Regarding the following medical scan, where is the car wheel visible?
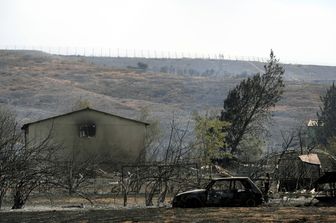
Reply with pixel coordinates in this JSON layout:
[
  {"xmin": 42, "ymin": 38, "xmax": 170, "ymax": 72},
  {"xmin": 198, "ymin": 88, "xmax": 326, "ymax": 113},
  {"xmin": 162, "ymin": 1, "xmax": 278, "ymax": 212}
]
[
  {"xmin": 185, "ymin": 198, "xmax": 202, "ymax": 208},
  {"xmin": 246, "ymin": 198, "xmax": 256, "ymax": 207}
]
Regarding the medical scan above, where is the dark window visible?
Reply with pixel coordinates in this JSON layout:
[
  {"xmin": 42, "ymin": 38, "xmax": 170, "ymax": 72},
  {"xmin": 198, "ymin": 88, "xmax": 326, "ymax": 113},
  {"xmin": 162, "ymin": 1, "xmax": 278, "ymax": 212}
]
[
  {"xmin": 79, "ymin": 123, "xmax": 96, "ymax": 138},
  {"xmin": 211, "ymin": 180, "xmax": 231, "ymax": 191}
]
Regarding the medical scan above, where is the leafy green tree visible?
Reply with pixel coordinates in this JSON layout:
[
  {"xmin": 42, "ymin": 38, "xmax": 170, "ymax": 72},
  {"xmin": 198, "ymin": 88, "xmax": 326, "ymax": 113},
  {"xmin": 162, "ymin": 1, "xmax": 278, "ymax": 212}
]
[
  {"xmin": 194, "ymin": 111, "xmax": 230, "ymax": 165},
  {"xmin": 321, "ymin": 137, "xmax": 336, "ymax": 156},
  {"xmin": 317, "ymin": 82, "xmax": 336, "ymax": 145},
  {"xmin": 220, "ymin": 50, "xmax": 285, "ymax": 156},
  {"xmin": 237, "ymin": 134, "xmax": 264, "ymax": 163}
]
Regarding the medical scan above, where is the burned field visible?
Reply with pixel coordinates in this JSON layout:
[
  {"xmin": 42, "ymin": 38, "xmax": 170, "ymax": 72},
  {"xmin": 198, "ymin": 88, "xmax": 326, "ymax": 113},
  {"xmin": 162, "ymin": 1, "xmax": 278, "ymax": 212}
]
[
  {"xmin": 1, "ymin": 206, "xmax": 336, "ymax": 223},
  {"xmin": 1, "ymin": 192, "xmax": 336, "ymax": 223}
]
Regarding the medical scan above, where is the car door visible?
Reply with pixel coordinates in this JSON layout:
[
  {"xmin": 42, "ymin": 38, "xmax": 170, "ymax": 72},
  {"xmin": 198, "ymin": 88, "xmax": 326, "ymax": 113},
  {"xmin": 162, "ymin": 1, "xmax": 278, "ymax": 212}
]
[
  {"xmin": 231, "ymin": 179, "xmax": 251, "ymax": 205},
  {"xmin": 206, "ymin": 180, "xmax": 234, "ymax": 206}
]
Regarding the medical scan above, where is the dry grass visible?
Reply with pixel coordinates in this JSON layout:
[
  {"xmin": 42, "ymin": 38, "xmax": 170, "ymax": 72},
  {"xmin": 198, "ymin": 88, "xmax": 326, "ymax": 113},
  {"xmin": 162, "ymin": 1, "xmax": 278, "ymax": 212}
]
[
  {"xmin": 1, "ymin": 205, "xmax": 336, "ymax": 222},
  {"xmin": 1, "ymin": 193, "xmax": 336, "ymax": 222}
]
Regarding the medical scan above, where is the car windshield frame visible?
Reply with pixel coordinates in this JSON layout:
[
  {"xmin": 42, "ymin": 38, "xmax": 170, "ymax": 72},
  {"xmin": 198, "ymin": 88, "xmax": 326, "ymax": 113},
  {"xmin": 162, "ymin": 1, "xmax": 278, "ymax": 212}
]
[{"xmin": 205, "ymin": 178, "xmax": 262, "ymax": 194}]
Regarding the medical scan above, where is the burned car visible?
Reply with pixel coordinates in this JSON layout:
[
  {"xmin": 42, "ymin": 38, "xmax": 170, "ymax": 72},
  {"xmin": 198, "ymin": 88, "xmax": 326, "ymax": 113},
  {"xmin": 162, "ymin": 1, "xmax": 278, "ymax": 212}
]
[{"xmin": 172, "ymin": 177, "xmax": 263, "ymax": 208}]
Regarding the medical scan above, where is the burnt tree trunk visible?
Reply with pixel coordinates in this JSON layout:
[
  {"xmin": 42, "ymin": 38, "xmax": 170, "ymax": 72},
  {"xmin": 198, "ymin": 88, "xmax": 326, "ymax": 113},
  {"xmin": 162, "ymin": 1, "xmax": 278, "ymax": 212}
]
[
  {"xmin": 157, "ymin": 181, "xmax": 168, "ymax": 205},
  {"xmin": 12, "ymin": 190, "xmax": 25, "ymax": 209},
  {"xmin": 0, "ymin": 188, "xmax": 6, "ymax": 209},
  {"xmin": 145, "ymin": 181, "xmax": 159, "ymax": 206}
]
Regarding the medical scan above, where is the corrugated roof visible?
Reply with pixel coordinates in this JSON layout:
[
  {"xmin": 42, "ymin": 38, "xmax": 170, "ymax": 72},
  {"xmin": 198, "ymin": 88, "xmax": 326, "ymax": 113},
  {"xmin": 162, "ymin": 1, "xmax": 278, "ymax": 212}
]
[
  {"xmin": 307, "ymin": 119, "xmax": 324, "ymax": 127},
  {"xmin": 307, "ymin": 119, "xmax": 318, "ymax": 127},
  {"xmin": 21, "ymin": 107, "xmax": 150, "ymax": 130},
  {"xmin": 299, "ymin": 153, "xmax": 321, "ymax": 165}
]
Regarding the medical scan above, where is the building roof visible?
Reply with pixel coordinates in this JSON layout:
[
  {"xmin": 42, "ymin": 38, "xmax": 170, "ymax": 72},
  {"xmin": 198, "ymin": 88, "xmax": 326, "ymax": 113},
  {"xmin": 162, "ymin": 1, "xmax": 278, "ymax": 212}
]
[
  {"xmin": 299, "ymin": 153, "xmax": 321, "ymax": 166},
  {"xmin": 307, "ymin": 119, "xmax": 324, "ymax": 127},
  {"xmin": 307, "ymin": 119, "xmax": 319, "ymax": 127},
  {"xmin": 21, "ymin": 107, "xmax": 150, "ymax": 130}
]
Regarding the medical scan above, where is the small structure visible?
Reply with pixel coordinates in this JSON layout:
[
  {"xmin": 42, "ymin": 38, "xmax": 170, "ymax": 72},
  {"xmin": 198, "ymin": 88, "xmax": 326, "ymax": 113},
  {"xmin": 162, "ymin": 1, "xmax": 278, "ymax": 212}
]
[
  {"xmin": 314, "ymin": 172, "xmax": 336, "ymax": 204},
  {"xmin": 275, "ymin": 151, "xmax": 336, "ymax": 192},
  {"xmin": 307, "ymin": 119, "xmax": 319, "ymax": 127},
  {"xmin": 22, "ymin": 107, "xmax": 149, "ymax": 166},
  {"xmin": 274, "ymin": 150, "xmax": 321, "ymax": 192}
]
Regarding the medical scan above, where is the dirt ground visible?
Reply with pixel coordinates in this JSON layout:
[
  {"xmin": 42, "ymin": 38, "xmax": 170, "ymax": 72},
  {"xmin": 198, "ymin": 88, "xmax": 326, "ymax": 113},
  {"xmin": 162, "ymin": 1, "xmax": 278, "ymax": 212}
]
[
  {"xmin": 1, "ymin": 206, "xmax": 336, "ymax": 223},
  {"xmin": 1, "ymin": 195, "xmax": 336, "ymax": 222}
]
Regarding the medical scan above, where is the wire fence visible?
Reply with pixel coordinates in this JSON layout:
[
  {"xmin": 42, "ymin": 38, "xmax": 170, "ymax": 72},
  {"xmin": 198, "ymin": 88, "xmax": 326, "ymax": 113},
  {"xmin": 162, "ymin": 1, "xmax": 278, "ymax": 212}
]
[{"xmin": 0, "ymin": 45, "xmax": 275, "ymax": 62}]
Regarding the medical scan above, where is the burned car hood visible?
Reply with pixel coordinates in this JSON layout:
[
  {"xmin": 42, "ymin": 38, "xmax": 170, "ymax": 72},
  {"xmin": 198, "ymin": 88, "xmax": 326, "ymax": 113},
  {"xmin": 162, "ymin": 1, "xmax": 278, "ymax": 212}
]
[{"xmin": 176, "ymin": 189, "xmax": 206, "ymax": 197}]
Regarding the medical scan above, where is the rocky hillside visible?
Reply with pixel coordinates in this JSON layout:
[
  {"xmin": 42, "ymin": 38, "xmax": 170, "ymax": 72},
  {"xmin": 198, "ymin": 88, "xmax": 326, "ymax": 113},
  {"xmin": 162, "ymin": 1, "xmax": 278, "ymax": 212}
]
[{"xmin": 0, "ymin": 50, "xmax": 334, "ymax": 148}]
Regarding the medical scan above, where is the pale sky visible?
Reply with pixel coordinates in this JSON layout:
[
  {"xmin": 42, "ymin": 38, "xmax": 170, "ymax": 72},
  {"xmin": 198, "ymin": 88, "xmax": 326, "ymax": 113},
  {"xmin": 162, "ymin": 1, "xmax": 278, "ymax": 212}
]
[{"xmin": 0, "ymin": 0, "xmax": 335, "ymax": 65}]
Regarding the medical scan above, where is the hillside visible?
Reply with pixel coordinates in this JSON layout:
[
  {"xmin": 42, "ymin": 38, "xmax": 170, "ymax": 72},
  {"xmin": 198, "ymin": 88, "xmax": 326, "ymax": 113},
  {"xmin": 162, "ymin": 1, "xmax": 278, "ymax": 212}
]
[
  {"xmin": 87, "ymin": 56, "xmax": 336, "ymax": 82},
  {"xmin": 0, "ymin": 50, "xmax": 334, "ymax": 148}
]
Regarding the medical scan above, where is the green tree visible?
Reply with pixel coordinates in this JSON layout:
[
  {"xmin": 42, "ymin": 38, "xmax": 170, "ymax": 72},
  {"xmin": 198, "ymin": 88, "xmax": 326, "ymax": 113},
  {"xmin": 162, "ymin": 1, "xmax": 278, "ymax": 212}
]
[
  {"xmin": 220, "ymin": 50, "xmax": 285, "ymax": 156},
  {"xmin": 194, "ymin": 111, "xmax": 230, "ymax": 165},
  {"xmin": 317, "ymin": 82, "xmax": 336, "ymax": 145},
  {"xmin": 237, "ymin": 134, "xmax": 264, "ymax": 163}
]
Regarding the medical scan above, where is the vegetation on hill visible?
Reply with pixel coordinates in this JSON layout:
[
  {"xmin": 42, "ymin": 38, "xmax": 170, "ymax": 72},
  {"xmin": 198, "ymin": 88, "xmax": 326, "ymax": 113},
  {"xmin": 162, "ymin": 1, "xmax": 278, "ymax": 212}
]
[
  {"xmin": 0, "ymin": 50, "xmax": 332, "ymax": 148},
  {"xmin": 317, "ymin": 82, "xmax": 336, "ymax": 145}
]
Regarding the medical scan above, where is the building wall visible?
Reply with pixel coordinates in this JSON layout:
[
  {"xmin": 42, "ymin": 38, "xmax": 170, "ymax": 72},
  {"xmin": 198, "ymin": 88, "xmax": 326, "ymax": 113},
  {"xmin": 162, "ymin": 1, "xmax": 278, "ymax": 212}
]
[{"xmin": 24, "ymin": 110, "xmax": 147, "ymax": 164}]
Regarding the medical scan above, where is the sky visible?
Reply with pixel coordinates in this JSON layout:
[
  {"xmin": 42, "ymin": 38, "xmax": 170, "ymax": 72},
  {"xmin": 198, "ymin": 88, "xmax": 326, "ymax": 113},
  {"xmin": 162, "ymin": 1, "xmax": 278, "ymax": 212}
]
[{"xmin": 0, "ymin": 0, "xmax": 335, "ymax": 65}]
